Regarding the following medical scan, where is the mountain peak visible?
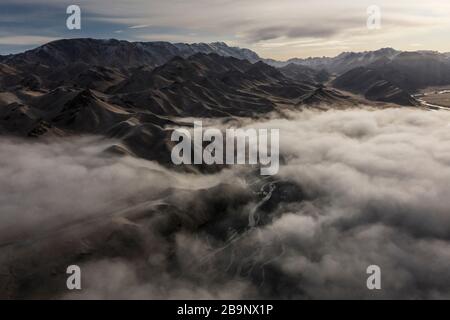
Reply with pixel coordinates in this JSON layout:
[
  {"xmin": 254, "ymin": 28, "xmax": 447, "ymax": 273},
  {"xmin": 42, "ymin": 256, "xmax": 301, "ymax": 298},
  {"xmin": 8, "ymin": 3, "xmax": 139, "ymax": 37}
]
[
  {"xmin": 2, "ymin": 38, "xmax": 262, "ymax": 69},
  {"xmin": 210, "ymin": 41, "xmax": 229, "ymax": 47}
]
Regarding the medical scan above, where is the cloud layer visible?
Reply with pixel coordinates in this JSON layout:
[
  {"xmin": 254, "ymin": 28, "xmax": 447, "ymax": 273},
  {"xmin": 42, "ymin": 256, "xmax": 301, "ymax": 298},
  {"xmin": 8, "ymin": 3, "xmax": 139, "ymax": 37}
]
[{"xmin": 1, "ymin": 107, "xmax": 450, "ymax": 299}]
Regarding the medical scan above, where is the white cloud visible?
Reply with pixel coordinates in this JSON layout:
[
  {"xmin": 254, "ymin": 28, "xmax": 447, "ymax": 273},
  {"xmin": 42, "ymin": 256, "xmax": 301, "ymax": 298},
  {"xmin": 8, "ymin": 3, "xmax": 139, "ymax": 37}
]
[
  {"xmin": 2, "ymin": 108, "xmax": 450, "ymax": 299},
  {"xmin": 128, "ymin": 24, "xmax": 150, "ymax": 29},
  {"xmin": 0, "ymin": 35, "xmax": 59, "ymax": 45}
]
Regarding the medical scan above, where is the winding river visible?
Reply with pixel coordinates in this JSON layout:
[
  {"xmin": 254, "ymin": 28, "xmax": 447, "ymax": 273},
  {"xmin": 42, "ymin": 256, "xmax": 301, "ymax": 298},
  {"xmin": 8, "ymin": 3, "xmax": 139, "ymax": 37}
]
[{"xmin": 412, "ymin": 90, "xmax": 450, "ymax": 111}]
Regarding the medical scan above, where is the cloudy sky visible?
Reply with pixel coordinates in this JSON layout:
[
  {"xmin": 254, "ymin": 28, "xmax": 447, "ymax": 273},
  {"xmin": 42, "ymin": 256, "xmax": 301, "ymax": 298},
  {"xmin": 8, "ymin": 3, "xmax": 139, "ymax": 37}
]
[{"xmin": 1, "ymin": 0, "xmax": 450, "ymax": 59}]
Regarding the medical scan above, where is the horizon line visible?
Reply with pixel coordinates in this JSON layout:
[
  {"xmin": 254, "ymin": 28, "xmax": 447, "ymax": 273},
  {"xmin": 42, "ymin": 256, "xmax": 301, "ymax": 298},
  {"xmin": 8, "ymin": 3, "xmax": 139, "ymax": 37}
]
[{"xmin": 1, "ymin": 37, "xmax": 449, "ymax": 62}]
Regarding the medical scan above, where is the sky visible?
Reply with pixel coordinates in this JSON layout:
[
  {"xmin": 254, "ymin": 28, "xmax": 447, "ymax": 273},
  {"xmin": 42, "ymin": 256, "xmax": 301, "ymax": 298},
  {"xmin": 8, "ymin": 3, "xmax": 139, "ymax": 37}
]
[{"xmin": 1, "ymin": 0, "xmax": 450, "ymax": 60}]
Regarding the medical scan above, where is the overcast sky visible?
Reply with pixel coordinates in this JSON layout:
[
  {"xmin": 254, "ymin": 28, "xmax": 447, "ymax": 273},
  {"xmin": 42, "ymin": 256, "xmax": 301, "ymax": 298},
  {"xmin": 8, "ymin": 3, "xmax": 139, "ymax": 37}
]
[{"xmin": 1, "ymin": 0, "xmax": 450, "ymax": 59}]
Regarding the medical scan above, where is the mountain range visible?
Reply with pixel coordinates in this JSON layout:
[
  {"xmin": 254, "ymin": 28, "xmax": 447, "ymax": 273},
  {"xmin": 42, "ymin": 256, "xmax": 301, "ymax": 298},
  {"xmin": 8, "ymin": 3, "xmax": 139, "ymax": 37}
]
[
  {"xmin": 3, "ymin": 38, "xmax": 450, "ymax": 108},
  {"xmin": 3, "ymin": 37, "xmax": 450, "ymax": 152},
  {"xmin": 265, "ymin": 47, "xmax": 450, "ymax": 106},
  {"xmin": 0, "ymin": 38, "xmax": 261, "ymax": 68},
  {"xmin": 0, "ymin": 38, "xmax": 353, "ymax": 165}
]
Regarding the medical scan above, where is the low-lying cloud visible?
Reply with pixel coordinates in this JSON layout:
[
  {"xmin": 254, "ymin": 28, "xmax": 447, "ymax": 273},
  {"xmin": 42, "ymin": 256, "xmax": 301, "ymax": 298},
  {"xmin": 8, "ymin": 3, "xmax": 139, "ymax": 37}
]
[{"xmin": 1, "ymin": 107, "xmax": 450, "ymax": 299}]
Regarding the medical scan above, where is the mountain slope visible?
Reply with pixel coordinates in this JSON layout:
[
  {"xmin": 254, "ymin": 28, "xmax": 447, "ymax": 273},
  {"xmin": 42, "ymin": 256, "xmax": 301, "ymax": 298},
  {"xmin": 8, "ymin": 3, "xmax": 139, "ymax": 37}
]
[
  {"xmin": 266, "ymin": 48, "xmax": 401, "ymax": 73},
  {"xmin": 0, "ymin": 41, "xmax": 356, "ymax": 164},
  {"xmin": 1, "ymin": 38, "xmax": 262, "ymax": 70},
  {"xmin": 108, "ymin": 53, "xmax": 338, "ymax": 117},
  {"xmin": 279, "ymin": 63, "xmax": 330, "ymax": 83},
  {"xmin": 333, "ymin": 50, "xmax": 450, "ymax": 105}
]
